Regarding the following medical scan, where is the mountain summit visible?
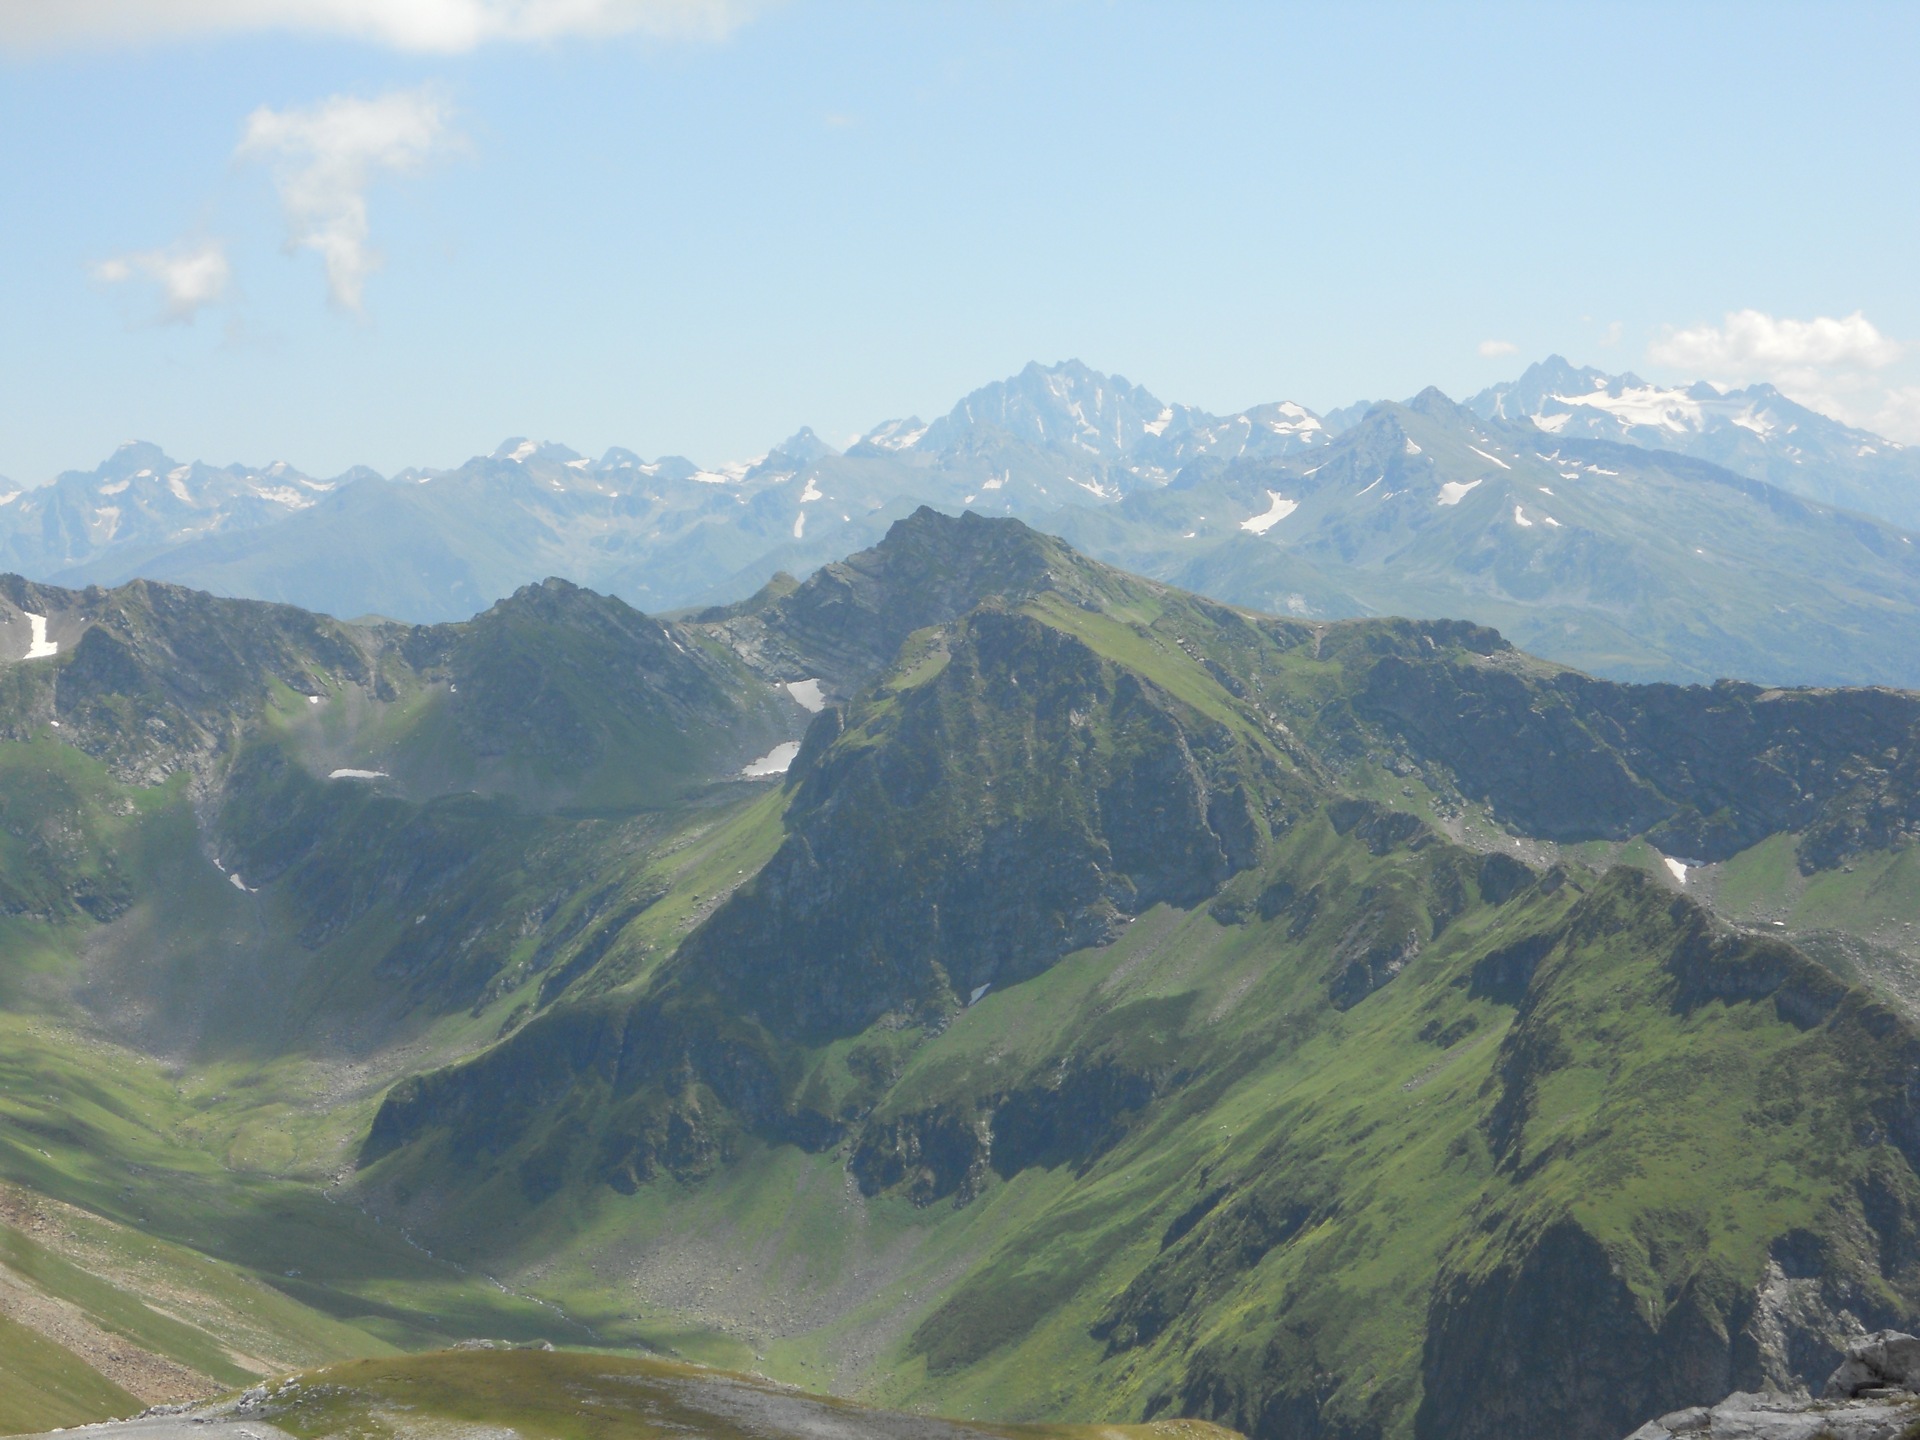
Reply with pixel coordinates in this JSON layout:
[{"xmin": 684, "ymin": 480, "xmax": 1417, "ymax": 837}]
[
  {"xmin": 1469, "ymin": 355, "xmax": 1920, "ymax": 524},
  {"xmin": 6, "ymin": 359, "xmax": 1920, "ymax": 691}
]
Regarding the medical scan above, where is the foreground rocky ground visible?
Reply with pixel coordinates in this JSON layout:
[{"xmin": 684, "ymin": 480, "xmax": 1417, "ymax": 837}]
[{"xmin": 1628, "ymin": 1332, "xmax": 1920, "ymax": 1439}]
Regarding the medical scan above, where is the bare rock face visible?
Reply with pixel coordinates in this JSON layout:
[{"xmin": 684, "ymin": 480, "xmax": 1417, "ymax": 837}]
[
  {"xmin": 1625, "ymin": 1331, "xmax": 1920, "ymax": 1439},
  {"xmin": 1626, "ymin": 1390, "xmax": 1919, "ymax": 1440}
]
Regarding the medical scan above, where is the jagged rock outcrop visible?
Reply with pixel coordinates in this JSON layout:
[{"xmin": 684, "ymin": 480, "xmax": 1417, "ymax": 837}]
[{"xmin": 1624, "ymin": 1331, "xmax": 1920, "ymax": 1438}]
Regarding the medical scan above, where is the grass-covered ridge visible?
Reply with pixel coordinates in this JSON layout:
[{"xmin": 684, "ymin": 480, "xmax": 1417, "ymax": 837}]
[
  {"xmin": 353, "ymin": 513, "xmax": 1920, "ymax": 1440},
  {"xmin": 10, "ymin": 513, "xmax": 1920, "ymax": 1439}
]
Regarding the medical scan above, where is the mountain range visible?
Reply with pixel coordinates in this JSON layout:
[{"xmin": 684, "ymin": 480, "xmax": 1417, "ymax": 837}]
[
  {"xmin": 7, "ymin": 511, "xmax": 1920, "ymax": 1439},
  {"xmin": 8, "ymin": 357, "xmax": 1918, "ymax": 690},
  {"xmin": 1467, "ymin": 355, "xmax": 1920, "ymax": 526}
]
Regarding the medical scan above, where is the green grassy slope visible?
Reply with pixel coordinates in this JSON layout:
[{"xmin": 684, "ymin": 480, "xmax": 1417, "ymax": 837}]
[
  {"xmin": 353, "ymin": 516, "xmax": 1920, "ymax": 1440},
  {"xmin": 0, "ymin": 1310, "xmax": 141, "ymax": 1436},
  {"xmin": 0, "ymin": 571, "xmax": 822, "ymax": 1431},
  {"xmin": 10, "ymin": 516, "xmax": 1920, "ymax": 1440},
  {"xmin": 190, "ymin": 1346, "xmax": 1243, "ymax": 1440}
]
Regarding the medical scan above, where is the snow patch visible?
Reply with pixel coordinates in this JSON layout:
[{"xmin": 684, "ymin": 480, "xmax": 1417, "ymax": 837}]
[
  {"xmin": 1469, "ymin": 446, "xmax": 1511, "ymax": 470},
  {"xmin": 1144, "ymin": 406, "xmax": 1173, "ymax": 437},
  {"xmin": 1513, "ymin": 506, "xmax": 1533, "ymax": 528},
  {"xmin": 0, "ymin": 491, "xmax": 18, "ymax": 507},
  {"xmin": 328, "ymin": 768, "xmax": 389, "ymax": 780},
  {"xmin": 785, "ymin": 679, "xmax": 826, "ymax": 712},
  {"xmin": 969, "ymin": 983, "xmax": 992, "ymax": 1005},
  {"xmin": 1663, "ymin": 856, "xmax": 1689, "ymax": 884},
  {"xmin": 1403, "ymin": 438, "xmax": 1422, "ymax": 455},
  {"xmin": 98, "ymin": 479, "xmax": 130, "ymax": 495},
  {"xmin": 1437, "ymin": 478, "xmax": 1483, "ymax": 506},
  {"xmin": 1239, "ymin": 490, "xmax": 1298, "ymax": 534},
  {"xmin": 1530, "ymin": 412, "xmax": 1572, "ymax": 435},
  {"xmin": 863, "ymin": 418, "xmax": 928, "ymax": 452},
  {"xmin": 508, "ymin": 440, "xmax": 538, "ymax": 462},
  {"xmin": 1549, "ymin": 385, "xmax": 1701, "ymax": 433},
  {"xmin": 1543, "ymin": 515, "xmax": 1562, "ymax": 527},
  {"xmin": 792, "ymin": 511, "xmax": 806, "ymax": 539},
  {"xmin": 22, "ymin": 613, "xmax": 57, "ymax": 660},
  {"xmin": 742, "ymin": 741, "xmax": 802, "ymax": 778},
  {"xmin": 799, "ymin": 477, "xmax": 823, "ymax": 503}
]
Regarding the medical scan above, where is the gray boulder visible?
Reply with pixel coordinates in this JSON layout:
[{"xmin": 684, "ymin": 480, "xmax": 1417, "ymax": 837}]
[
  {"xmin": 1625, "ymin": 1389, "xmax": 1920, "ymax": 1439},
  {"xmin": 1826, "ymin": 1330, "xmax": 1920, "ymax": 1398}
]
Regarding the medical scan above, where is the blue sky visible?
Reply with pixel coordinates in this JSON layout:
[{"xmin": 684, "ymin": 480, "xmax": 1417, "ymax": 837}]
[{"xmin": 3, "ymin": 1, "xmax": 1917, "ymax": 483}]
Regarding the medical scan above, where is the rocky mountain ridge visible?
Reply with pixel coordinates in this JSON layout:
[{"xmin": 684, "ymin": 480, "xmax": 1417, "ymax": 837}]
[
  {"xmin": 13, "ymin": 359, "xmax": 1920, "ymax": 693},
  {"xmin": 1468, "ymin": 355, "xmax": 1920, "ymax": 527},
  {"xmin": 10, "ymin": 512, "xmax": 1920, "ymax": 1440}
]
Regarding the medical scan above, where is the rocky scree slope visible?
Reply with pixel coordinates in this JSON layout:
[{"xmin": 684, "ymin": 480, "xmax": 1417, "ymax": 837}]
[{"xmin": 356, "ymin": 512, "xmax": 1920, "ymax": 1440}]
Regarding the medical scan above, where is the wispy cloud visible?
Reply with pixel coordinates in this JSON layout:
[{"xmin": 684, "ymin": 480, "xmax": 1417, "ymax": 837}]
[
  {"xmin": 0, "ymin": 0, "xmax": 761, "ymax": 53},
  {"xmin": 1648, "ymin": 308, "xmax": 1916, "ymax": 441},
  {"xmin": 237, "ymin": 88, "xmax": 455, "ymax": 313},
  {"xmin": 1477, "ymin": 339, "xmax": 1517, "ymax": 359},
  {"xmin": 93, "ymin": 240, "xmax": 230, "ymax": 322}
]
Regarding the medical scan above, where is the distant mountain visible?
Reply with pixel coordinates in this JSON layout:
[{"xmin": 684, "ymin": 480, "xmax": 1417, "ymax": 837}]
[
  {"xmin": 3, "ymin": 361, "xmax": 1334, "ymax": 624},
  {"xmin": 1469, "ymin": 355, "xmax": 1920, "ymax": 526},
  {"xmin": 1045, "ymin": 386, "xmax": 1920, "ymax": 687},
  {"xmin": 0, "ymin": 440, "xmax": 363, "ymax": 578},
  {"xmin": 9, "ymin": 359, "xmax": 1920, "ymax": 689},
  {"xmin": 857, "ymin": 357, "xmax": 1330, "ymax": 494}
]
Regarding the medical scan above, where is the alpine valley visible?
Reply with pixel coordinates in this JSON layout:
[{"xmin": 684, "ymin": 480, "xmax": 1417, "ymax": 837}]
[{"xmin": 10, "ymin": 492, "xmax": 1920, "ymax": 1440}]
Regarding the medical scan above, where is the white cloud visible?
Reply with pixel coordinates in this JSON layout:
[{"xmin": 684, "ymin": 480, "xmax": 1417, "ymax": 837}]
[
  {"xmin": 0, "ymin": 0, "xmax": 759, "ymax": 52},
  {"xmin": 93, "ymin": 240, "xmax": 230, "ymax": 322},
  {"xmin": 1647, "ymin": 308, "xmax": 1917, "ymax": 442},
  {"xmin": 1477, "ymin": 339, "xmax": 1518, "ymax": 359},
  {"xmin": 1864, "ymin": 387, "xmax": 1920, "ymax": 445},
  {"xmin": 1649, "ymin": 308, "xmax": 1903, "ymax": 379},
  {"xmin": 237, "ymin": 88, "xmax": 455, "ymax": 313}
]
